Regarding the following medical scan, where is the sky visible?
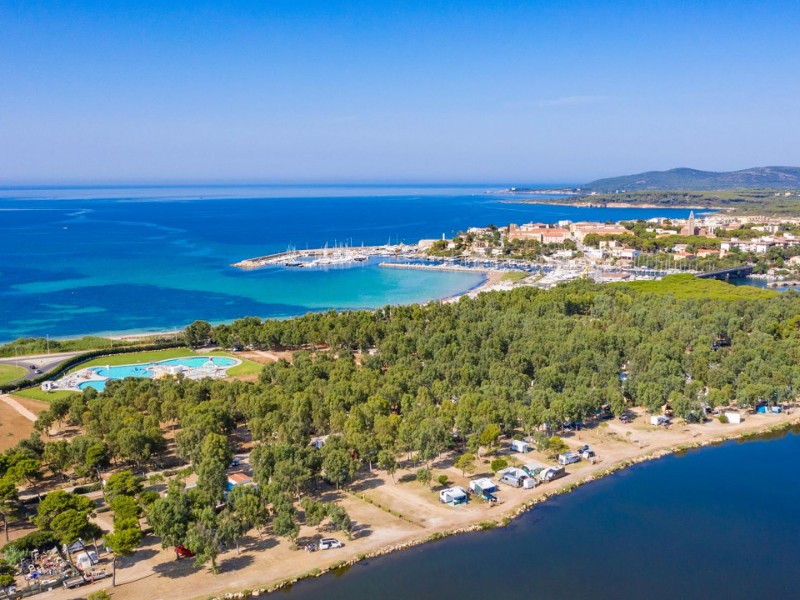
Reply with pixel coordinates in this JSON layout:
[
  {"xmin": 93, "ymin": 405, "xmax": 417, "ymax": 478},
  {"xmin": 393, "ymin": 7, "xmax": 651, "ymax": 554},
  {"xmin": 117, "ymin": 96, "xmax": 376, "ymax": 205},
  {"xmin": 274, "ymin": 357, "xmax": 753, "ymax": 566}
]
[{"xmin": 1, "ymin": 0, "xmax": 799, "ymax": 184}]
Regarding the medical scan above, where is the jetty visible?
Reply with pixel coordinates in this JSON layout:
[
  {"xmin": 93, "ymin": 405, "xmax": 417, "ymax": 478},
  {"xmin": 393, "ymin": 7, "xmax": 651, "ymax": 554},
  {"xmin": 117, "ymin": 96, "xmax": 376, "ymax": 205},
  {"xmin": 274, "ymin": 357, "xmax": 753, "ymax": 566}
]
[
  {"xmin": 232, "ymin": 244, "xmax": 415, "ymax": 269},
  {"xmin": 379, "ymin": 262, "xmax": 511, "ymax": 274}
]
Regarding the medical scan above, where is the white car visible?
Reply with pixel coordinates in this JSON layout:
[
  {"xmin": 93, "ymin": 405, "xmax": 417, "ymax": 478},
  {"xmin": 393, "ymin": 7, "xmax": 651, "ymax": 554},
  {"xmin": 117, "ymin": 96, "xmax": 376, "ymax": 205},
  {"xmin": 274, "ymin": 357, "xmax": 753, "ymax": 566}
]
[{"xmin": 318, "ymin": 538, "xmax": 343, "ymax": 550}]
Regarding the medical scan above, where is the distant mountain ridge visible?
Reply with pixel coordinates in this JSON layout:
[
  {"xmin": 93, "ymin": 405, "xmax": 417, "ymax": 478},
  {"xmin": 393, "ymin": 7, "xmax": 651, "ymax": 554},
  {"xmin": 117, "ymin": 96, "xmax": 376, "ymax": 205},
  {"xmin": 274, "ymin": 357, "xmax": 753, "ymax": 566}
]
[{"xmin": 584, "ymin": 166, "xmax": 800, "ymax": 192}]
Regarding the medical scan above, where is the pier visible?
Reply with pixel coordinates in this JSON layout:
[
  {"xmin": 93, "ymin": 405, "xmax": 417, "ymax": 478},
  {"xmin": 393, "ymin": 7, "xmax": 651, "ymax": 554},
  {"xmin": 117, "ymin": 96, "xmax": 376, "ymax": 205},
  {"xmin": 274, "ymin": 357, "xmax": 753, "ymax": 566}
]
[
  {"xmin": 378, "ymin": 262, "xmax": 515, "ymax": 274},
  {"xmin": 232, "ymin": 244, "xmax": 414, "ymax": 269}
]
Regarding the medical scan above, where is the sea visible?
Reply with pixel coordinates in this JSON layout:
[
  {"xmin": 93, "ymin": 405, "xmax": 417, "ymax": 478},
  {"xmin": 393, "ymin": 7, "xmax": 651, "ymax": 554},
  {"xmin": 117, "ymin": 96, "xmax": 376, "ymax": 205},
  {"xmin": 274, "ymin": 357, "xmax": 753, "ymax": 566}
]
[
  {"xmin": 0, "ymin": 185, "xmax": 698, "ymax": 342},
  {"xmin": 279, "ymin": 426, "xmax": 800, "ymax": 600}
]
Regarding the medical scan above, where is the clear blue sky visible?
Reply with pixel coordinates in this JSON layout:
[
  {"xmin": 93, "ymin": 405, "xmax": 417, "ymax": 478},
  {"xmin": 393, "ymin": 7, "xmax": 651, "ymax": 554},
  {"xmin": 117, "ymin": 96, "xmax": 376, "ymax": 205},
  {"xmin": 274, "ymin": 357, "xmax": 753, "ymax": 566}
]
[{"xmin": 2, "ymin": 0, "xmax": 799, "ymax": 184}]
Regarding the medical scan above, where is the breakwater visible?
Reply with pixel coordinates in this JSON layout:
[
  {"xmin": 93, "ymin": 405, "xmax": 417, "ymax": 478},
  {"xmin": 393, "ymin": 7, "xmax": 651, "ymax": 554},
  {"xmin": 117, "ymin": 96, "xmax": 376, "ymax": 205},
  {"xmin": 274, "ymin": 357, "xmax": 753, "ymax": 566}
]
[{"xmin": 233, "ymin": 245, "xmax": 414, "ymax": 269}]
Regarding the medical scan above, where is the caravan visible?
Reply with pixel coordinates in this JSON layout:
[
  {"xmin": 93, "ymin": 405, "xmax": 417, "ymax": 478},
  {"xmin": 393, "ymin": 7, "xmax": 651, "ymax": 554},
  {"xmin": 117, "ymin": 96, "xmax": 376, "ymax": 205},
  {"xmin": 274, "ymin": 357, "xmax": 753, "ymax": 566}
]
[
  {"xmin": 439, "ymin": 486, "xmax": 468, "ymax": 506},
  {"xmin": 558, "ymin": 452, "xmax": 580, "ymax": 466},
  {"xmin": 510, "ymin": 439, "xmax": 530, "ymax": 453},
  {"xmin": 537, "ymin": 465, "xmax": 566, "ymax": 483},
  {"xmin": 498, "ymin": 467, "xmax": 536, "ymax": 489}
]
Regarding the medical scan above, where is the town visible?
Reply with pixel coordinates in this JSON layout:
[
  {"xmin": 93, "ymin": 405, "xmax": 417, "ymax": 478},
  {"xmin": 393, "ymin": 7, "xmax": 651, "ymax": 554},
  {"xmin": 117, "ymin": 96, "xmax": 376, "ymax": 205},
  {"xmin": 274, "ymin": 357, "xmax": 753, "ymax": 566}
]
[{"xmin": 415, "ymin": 211, "xmax": 800, "ymax": 290}]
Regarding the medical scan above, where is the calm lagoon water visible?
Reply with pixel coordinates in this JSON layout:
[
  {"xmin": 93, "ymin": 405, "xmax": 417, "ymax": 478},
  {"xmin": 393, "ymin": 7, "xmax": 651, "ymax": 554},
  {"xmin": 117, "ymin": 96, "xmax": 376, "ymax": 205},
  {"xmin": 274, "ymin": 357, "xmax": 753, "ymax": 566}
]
[
  {"xmin": 0, "ymin": 185, "xmax": 697, "ymax": 341},
  {"xmin": 281, "ymin": 427, "xmax": 800, "ymax": 600}
]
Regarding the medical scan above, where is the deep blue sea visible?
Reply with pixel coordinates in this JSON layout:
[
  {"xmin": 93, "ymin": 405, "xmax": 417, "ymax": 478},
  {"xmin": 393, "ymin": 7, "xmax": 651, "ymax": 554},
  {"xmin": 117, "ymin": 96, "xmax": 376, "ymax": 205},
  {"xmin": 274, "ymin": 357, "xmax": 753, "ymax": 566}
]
[
  {"xmin": 280, "ymin": 427, "xmax": 800, "ymax": 600},
  {"xmin": 0, "ymin": 185, "xmax": 697, "ymax": 341}
]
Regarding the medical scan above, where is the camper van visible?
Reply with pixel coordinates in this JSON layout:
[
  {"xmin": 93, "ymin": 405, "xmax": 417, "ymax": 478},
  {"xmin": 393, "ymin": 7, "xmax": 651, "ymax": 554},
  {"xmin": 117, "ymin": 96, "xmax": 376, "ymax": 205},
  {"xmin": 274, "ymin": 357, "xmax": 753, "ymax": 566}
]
[
  {"xmin": 558, "ymin": 452, "xmax": 580, "ymax": 466},
  {"xmin": 510, "ymin": 439, "xmax": 530, "ymax": 453},
  {"xmin": 537, "ymin": 465, "xmax": 566, "ymax": 482},
  {"xmin": 499, "ymin": 467, "xmax": 536, "ymax": 489},
  {"xmin": 73, "ymin": 551, "xmax": 98, "ymax": 571}
]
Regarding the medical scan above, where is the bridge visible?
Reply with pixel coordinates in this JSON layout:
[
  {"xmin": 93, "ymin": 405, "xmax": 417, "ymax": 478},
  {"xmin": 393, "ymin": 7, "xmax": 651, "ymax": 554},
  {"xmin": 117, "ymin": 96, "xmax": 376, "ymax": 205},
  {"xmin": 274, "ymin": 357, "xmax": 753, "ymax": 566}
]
[{"xmin": 695, "ymin": 265, "xmax": 753, "ymax": 281}]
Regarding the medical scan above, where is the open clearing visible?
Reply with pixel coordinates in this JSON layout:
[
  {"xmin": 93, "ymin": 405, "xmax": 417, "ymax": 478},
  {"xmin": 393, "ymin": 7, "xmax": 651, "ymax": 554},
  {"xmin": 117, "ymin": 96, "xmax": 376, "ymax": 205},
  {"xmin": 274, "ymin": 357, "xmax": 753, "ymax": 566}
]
[{"xmin": 0, "ymin": 394, "xmax": 48, "ymax": 450}]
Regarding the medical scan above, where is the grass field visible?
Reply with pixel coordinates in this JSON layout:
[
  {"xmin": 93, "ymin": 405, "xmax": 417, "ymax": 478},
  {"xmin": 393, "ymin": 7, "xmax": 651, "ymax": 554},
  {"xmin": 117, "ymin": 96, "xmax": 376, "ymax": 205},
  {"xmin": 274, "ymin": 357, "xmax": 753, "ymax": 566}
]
[
  {"xmin": 67, "ymin": 348, "xmax": 196, "ymax": 372},
  {"xmin": 620, "ymin": 274, "xmax": 778, "ymax": 300},
  {"xmin": 67, "ymin": 347, "xmax": 262, "ymax": 377},
  {"xmin": 0, "ymin": 364, "xmax": 27, "ymax": 386},
  {"xmin": 12, "ymin": 388, "xmax": 76, "ymax": 402},
  {"xmin": 209, "ymin": 351, "xmax": 263, "ymax": 377},
  {"xmin": 500, "ymin": 271, "xmax": 529, "ymax": 283}
]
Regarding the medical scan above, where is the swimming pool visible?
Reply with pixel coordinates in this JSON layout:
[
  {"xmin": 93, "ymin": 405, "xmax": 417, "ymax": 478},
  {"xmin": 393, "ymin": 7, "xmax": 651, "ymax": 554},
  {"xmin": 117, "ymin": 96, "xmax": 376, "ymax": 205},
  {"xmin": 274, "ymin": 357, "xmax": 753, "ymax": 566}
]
[{"xmin": 70, "ymin": 356, "xmax": 239, "ymax": 392}]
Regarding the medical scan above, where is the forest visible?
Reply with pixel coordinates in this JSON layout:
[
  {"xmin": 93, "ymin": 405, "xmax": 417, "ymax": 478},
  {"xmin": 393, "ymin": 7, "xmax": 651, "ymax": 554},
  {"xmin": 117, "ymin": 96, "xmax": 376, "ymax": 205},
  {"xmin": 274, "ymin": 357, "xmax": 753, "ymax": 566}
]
[{"xmin": 2, "ymin": 277, "xmax": 799, "ymax": 573}]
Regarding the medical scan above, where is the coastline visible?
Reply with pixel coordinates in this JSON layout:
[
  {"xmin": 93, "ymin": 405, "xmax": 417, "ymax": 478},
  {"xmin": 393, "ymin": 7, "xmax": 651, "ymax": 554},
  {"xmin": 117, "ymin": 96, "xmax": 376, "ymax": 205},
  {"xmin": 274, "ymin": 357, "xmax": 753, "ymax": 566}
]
[
  {"xmin": 73, "ymin": 409, "xmax": 799, "ymax": 600},
  {"xmin": 259, "ymin": 416, "xmax": 800, "ymax": 598},
  {"xmin": 205, "ymin": 413, "xmax": 800, "ymax": 600}
]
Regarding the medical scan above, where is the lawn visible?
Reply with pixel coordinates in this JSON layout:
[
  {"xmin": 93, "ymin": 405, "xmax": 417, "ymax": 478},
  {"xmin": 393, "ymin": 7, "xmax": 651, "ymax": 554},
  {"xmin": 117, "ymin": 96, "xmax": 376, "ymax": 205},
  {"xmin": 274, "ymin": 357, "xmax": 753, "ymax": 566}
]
[
  {"xmin": 67, "ymin": 348, "xmax": 197, "ymax": 372},
  {"xmin": 12, "ymin": 387, "xmax": 76, "ymax": 402},
  {"xmin": 66, "ymin": 347, "xmax": 262, "ymax": 377},
  {"xmin": 209, "ymin": 351, "xmax": 263, "ymax": 377},
  {"xmin": 0, "ymin": 364, "xmax": 27, "ymax": 386},
  {"xmin": 620, "ymin": 274, "xmax": 778, "ymax": 300},
  {"xmin": 500, "ymin": 271, "xmax": 529, "ymax": 283}
]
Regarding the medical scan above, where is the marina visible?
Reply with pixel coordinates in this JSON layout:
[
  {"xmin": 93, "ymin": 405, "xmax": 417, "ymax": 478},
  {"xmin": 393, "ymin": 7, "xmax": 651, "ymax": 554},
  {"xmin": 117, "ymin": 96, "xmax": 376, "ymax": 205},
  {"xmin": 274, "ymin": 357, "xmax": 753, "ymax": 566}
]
[{"xmin": 232, "ymin": 243, "xmax": 416, "ymax": 269}]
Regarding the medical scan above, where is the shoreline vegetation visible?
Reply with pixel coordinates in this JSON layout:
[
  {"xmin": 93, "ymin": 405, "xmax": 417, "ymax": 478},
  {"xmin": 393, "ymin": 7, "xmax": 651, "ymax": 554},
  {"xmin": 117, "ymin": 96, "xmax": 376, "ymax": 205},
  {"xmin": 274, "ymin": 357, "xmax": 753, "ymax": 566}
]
[{"xmin": 229, "ymin": 416, "xmax": 800, "ymax": 600}]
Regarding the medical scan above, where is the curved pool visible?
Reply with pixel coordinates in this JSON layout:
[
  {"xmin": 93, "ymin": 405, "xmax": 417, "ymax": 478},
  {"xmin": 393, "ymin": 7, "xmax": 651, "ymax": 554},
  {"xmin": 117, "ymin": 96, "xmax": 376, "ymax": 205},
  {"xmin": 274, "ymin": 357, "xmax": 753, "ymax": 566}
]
[{"xmin": 76, "ymin": 356, "xmax": 238, "ymax": 392}]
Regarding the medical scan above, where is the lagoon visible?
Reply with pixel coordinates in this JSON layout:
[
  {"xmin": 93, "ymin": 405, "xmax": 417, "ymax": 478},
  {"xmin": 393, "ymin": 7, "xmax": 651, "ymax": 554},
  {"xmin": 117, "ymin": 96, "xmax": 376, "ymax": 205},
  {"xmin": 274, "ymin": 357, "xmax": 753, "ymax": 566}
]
[
  {"xmin": 0, "ymin": 185, "xmax": 697, "ymax": 341},
  {"xmin": 281, "ymin": 428, "xmax": 800, "ymax": 600}
]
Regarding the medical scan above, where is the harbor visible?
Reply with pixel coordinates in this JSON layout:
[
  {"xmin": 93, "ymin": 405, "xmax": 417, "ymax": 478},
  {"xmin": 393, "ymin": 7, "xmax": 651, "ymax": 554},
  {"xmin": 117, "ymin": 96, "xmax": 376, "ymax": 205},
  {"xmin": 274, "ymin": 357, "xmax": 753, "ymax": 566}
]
[{"xmin": 232, "ymin": 243, "xmax": 417, "ymax": 269}]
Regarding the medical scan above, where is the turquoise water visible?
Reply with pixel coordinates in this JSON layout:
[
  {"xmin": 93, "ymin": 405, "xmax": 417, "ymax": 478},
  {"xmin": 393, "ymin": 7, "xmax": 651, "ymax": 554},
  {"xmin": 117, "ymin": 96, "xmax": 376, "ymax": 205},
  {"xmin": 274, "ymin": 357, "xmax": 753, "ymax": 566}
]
[
  {"xmin": 159, "ymin": 356, "xmax": 235, "ymax": 368},
  {"xmin": 94, "ymin": 364, "xmax": 153, "ymax": 379},
  {"xmin": 80, "ymin": 355, "xmax": 237, "ymax": 391},
  {"xmin": 78, "ymin": 380, "xmax": 106, "ymax": 392},
  {"xmin": 0, "ymin": 185, "xmax": 699, "ymax": 341}
]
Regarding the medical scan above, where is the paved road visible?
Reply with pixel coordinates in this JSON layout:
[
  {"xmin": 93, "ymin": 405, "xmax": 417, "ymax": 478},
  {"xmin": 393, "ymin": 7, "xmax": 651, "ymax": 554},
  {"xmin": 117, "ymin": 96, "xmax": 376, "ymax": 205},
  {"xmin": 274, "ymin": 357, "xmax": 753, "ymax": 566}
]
[{"xmin": 0, "ymin": 351, "xmax": 84, "ymax": 383}]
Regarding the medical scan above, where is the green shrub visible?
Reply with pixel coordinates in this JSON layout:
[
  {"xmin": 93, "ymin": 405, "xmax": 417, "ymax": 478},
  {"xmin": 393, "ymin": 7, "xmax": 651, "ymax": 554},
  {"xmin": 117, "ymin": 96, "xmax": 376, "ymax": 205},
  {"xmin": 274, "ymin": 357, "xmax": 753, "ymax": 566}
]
[
  {"xmin": 4, "ymin": 530, "xmax": 57, "ymax": 554},
  {"xmin": 73, "ymin": 482, "xmax": 102, "ymax": 494},
  {"xmin": 490, "ymin": 458, "xmax": 508, "ymax": 473}
]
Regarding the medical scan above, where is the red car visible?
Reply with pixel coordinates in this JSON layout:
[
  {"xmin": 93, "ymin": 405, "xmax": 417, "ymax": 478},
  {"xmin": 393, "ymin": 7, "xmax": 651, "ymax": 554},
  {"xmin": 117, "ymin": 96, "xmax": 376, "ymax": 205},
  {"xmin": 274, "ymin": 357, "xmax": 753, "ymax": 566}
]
[{"xmin": 175, "ymin": 544, "xmax": 195, "ymax": 559}]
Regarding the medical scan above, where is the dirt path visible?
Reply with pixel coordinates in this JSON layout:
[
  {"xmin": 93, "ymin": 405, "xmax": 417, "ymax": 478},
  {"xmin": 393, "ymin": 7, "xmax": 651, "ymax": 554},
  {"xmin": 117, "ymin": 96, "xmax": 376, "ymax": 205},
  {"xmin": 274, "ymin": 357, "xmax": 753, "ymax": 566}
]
[
  {"xmin": 0, "ymin": 394, "xmax": 39, "ymax": 421},
  {"xmin": 0, "ymin": 394, "xmax": 48, "ymax": 451}
]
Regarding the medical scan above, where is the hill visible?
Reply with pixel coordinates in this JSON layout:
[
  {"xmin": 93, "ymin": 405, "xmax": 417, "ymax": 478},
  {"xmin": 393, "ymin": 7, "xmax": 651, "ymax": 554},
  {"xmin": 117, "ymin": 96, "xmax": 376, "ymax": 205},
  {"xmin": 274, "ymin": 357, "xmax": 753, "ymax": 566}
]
[{"xmin": 585, "ymin": 166, "xmax": 800, "ymax": 192}]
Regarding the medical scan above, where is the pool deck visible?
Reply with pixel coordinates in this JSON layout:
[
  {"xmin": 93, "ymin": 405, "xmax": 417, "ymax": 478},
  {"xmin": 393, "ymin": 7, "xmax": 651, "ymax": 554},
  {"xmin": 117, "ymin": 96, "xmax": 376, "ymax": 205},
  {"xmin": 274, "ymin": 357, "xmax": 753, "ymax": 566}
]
[{"xmin": 50, "ymin": 356, "xmax": 242, "ymax": 392}]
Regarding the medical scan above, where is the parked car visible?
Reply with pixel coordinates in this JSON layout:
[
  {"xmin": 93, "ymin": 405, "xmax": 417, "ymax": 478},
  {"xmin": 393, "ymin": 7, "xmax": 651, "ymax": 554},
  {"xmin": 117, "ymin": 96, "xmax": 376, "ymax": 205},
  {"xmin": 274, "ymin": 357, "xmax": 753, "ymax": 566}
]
[
  {"xmin": 319, "ymin": 538, "xmax": 343, "ymax": 550},
  {"xmin": 175, "ymin": 544, "xmax": 195, "ymax": 559},
  {"xmin": 620, "ymin": 415, "xmax": 632, "ymax": 423},
  {"xmin": 230, "ymin": 457, "xmax": 241, "ymax": 468}
]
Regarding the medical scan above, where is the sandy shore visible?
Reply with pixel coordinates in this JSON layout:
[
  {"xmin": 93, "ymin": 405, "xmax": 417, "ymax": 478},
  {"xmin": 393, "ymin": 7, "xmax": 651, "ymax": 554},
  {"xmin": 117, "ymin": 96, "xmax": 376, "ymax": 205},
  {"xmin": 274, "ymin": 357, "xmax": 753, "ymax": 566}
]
[{"xmin": 34, "ymin": 407, "xmax": 799, "ymax": 600}]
